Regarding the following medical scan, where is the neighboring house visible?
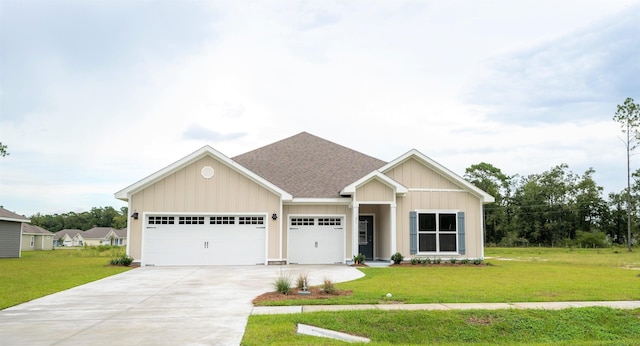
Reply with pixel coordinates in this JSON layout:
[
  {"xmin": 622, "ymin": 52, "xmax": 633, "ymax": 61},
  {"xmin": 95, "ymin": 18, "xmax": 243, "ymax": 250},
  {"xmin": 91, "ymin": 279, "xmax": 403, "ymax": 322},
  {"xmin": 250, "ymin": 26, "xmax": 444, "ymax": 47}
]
[
  {"xmin": 21, "ymin": 224, "xmax": 54, "ymax": 251},
  {"xmin": 53, "ymin": 229, "xmax": 83, "ymax": 247},
  {"xmin": 0, "ymin": 207, "xmax": 30, "ymax": 258},
  {"xmin": 82, "ymin": 227, "xmax": 127, "ymax": 246},
  {"xmin": 115, "ymin": 132, "xmax": 494, "ymax": 266}
]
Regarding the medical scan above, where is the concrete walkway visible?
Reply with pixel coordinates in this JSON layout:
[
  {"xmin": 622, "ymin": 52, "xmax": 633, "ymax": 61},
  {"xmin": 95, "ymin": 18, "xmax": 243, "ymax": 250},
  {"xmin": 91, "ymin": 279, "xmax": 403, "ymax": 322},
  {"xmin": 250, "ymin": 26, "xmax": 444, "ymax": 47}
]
[
  {"xmin": 252, "ymin": 300, "xmax": 640, "ymax": 315},
  {"xmin": 0, "ymin": 265, "xmax": 364, "ymax": 346}
]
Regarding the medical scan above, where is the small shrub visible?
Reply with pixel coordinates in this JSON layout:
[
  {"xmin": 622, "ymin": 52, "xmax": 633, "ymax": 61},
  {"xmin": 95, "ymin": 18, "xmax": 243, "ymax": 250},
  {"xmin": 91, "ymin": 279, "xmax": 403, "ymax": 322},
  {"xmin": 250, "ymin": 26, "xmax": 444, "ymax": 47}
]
[
  {"xmin": 421, "ymin": 258, "xmax": 431, "ymax": 265},
  {"xmin": 322, "ymin": 277, "xmax": 336, "ymax": 294},
  {"xmin": 353, "ymin": 253, "xmax": 365, "ymax": 264},
  {"xmin": 296, "ymin": 272, "xmax": 309, "ymax": 290},
  {"xmin": 449, "ymin": 258, "xmax": 457, "ymax": 264},
  {"xmin": 473, "ymin": 259, "xmax": 483, "ymax": 265},
  {"xmin": 391, "ymin": 252, "xmax": 404, "ymax": 264},
  {"xmin": 273, "ymin": 272, "xmax": 292, "ymax": 295},
  {"xmin": 109, "ymin": 254, "xmax": 134, "ymax": 266},
  {"xmin": 410, "ymin": 257, "xmax": 419, "ymax": 265},
  {"xmin": 460, "ymin": 258, "xmax": 470, "ymax": 265},
  {"xmin": 433, "ymin": 258, "xmax": 441, "ymax": 264}
]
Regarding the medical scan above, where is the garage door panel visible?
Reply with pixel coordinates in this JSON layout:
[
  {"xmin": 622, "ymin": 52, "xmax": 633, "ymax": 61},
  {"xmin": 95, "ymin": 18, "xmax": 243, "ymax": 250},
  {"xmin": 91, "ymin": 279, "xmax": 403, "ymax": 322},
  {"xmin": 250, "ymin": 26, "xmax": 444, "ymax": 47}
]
[
  {"xmin": 288, "ymin": 217, "xmax": 344, "ymax": 264},
  {"xmin": 143, "ymin": 215, "xmax": 266, "ymax": 266}
]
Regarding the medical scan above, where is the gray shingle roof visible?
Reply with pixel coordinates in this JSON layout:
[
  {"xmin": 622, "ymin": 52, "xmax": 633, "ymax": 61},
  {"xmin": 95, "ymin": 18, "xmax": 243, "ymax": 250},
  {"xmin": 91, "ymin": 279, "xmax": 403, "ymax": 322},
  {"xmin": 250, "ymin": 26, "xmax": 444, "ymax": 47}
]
[
  {"xmin": 53, "ymin": 229, "xmax": 83, "ymax": 240},
  {"xmin": 0, "ymin": 207, "xmax": 30, "ymax": 222},
  {"xmin": 83, "ymin": 227, "xmax": 116, "ymax": 239},
  {"xmin": 233, "ymin": 132, "xmax": 387, "ymax": 198},
  {"xmin": 22, "ymin": 224, "xmax": 53, "ymax": 235}
]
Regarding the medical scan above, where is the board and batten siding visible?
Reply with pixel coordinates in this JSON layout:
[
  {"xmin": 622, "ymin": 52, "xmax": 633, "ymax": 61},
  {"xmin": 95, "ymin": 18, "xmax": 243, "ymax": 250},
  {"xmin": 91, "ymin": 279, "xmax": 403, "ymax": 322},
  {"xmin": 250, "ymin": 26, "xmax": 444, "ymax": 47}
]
[
  {"xmin": 282, "ymin": 204, "xmax": 351, "ymax": 259},
  {"xmin": 0, "ymin": 220, "xmax": 22, "ymax": 258},
  {"xmin": 355, "ymin": 179, "xmax": 395, "ymax": 202},
  {"xmin": 385, "ymin": 157, "xmax": 484, "ymax": 259},
  {"xmin": 128, "ymin": 155, "xmax": 282, "ymax": 261}
]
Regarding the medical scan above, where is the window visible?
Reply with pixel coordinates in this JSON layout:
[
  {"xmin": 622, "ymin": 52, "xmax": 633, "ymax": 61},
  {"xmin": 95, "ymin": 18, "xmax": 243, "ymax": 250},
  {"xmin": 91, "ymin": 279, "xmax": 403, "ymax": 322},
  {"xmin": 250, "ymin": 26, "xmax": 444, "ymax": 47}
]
[
  {"xmin": 417, "ymin": 212, "xmax": 457, "ymax": 253},
  {"xmin": 211, "ymin": 216, "xmax": 235, "ymax": 225},
  {"xmin": 30, "ymin": 236, "xmax": 35, "ymax": 247},
  {"xmin": 318, "ymin": 218, "xmax": 341, "ymax": 226},
  {"xmin": 149, "ymin": 216, "xmax": 175, "ymax": 225},
  {"xmin": 178, "ymin": 216, "xmax": 205, "ymax": 225},
  {"xmin": 291, "ymin": 218, "xmax": 315, "ymax": 226},
  {"xmin": 239, "ymin": 216, "xmax": 264, "ymax": 225}
]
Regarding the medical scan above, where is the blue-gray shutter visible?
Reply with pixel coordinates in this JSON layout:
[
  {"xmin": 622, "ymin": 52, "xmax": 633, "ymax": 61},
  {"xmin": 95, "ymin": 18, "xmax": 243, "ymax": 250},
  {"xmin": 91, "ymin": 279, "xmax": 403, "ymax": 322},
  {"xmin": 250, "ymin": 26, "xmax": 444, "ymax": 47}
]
[
  {"xmin": 457, "ymin": 212, "xmax": 465, "ymax": 255},
  {"xmin": 410, "ymin": 211, "xmax": 417, "ymax": 255}
]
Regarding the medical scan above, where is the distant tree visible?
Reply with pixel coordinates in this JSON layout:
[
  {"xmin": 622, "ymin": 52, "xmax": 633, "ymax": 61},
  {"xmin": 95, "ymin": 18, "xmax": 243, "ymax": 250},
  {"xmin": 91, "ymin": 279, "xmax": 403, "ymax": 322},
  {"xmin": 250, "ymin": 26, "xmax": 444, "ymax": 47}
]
[
  {"xmin": 30, "ymin": 206, "xmax": 128, "ymax": 232},
  {"xmin": 464, "ymin": 162, "xmax": 513, "ymax": 244},
  {"xmin": 612, "ymin": 97, "xmax": 640, "ymax": 251},
  {"xmin": 0, "ymin": 142, "xmax": 8, "ymax": 157}
]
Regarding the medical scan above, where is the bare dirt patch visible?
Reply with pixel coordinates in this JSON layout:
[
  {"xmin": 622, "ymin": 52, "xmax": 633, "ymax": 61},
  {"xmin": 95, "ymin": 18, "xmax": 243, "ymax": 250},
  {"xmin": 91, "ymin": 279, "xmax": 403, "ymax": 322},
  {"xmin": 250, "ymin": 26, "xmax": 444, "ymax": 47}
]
[
  {"xmin": 466, "ymin": 316, "xmax": 497, "ymax": 326},
  {"xmin": 252, "ymin": 287, "xmax": 353, "ymax": 305}
]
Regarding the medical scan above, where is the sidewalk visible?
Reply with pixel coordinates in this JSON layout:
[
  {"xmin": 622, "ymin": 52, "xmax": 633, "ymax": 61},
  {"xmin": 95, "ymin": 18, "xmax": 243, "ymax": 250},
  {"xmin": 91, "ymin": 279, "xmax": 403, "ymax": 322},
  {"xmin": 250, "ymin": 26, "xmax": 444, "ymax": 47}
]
[{"xmin": 252, "ymin": 300, "xmax": 640, "ymax": 315}]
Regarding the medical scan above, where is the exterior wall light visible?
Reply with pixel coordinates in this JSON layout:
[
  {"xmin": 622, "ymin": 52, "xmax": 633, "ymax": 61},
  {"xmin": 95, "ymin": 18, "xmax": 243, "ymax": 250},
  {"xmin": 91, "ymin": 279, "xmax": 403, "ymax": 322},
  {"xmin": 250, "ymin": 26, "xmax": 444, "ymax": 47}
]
[
  {"xmin": 131, "ymin": 211, "xmax": 139, "ymax": 220},
  {"xmin": 271, "ymin": 213, "xmax": 277, "ymax": 220}
]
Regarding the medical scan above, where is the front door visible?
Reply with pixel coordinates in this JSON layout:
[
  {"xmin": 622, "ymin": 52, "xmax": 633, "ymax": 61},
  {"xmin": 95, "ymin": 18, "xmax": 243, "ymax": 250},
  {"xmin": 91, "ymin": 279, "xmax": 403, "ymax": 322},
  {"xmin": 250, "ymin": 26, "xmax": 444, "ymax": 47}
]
[{"xmin": 358, "ymin": 215, "xmax": 374, "ymax": 260}]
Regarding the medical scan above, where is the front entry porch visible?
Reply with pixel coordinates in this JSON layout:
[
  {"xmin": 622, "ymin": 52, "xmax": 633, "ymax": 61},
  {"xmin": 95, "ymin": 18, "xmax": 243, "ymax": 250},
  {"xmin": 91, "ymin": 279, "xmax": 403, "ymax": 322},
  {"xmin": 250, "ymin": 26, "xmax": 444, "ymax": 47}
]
[{"xmin": 351, "ymin": 203, "xmax": 396, "ymax": 262}]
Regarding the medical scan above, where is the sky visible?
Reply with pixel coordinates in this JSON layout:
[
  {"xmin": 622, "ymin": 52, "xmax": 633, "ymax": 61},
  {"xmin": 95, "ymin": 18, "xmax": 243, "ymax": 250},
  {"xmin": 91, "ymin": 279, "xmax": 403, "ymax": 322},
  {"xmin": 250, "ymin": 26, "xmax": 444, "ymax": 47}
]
[{"xmin": 1, "ymin": 0, "xmax": 639, "ymax": 216}]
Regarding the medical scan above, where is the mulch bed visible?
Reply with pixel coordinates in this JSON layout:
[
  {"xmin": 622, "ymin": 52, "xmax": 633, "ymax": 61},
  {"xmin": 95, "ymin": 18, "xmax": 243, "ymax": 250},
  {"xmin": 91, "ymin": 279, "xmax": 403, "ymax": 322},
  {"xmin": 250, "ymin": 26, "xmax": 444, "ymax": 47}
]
[{"xmin": 252, "ymin": 287, "xmax": 353, "ymax": 305}]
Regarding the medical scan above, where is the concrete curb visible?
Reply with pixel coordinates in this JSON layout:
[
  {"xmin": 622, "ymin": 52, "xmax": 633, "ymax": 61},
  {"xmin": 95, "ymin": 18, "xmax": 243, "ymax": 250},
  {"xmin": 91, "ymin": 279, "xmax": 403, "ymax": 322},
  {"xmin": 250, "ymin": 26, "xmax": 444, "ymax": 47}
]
[{"xmin": 251, "ymin": 301, "xmax": 640, "ymax": 315}]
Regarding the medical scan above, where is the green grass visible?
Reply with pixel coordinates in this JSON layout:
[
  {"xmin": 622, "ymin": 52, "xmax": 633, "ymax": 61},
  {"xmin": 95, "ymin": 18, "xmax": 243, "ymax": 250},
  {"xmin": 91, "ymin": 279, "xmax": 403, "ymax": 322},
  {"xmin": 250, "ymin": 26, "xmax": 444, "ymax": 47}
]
[
  {"xmin": 245, "ymin": 247, "xmax": 640, "ymax": 345},
  {"xmin": 242, "ymin": 307, "xmax": 640, "ymax": 345},
  {"xmin": 0, "ymin": 247, "xmax": 132, "ymax": 309},
  {"xmin": 256, "ymin": 247, "xmax": 640, "ymax": 306}
]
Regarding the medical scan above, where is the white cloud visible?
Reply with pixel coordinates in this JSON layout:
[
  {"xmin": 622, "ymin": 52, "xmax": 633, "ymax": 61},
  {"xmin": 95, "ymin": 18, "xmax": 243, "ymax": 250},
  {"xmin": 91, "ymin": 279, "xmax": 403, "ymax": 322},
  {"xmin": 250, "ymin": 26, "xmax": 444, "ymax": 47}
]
[{"xmin": 1, "ymin": 0, "xmax": 638, "ymax": 215}]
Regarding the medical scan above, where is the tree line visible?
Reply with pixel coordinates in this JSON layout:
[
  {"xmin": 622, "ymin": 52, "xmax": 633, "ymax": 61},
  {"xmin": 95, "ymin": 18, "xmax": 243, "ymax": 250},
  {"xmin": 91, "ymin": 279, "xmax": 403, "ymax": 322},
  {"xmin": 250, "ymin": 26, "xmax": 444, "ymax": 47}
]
[
  {"xmin": 30, "ymin": 206, "xmax": 128, "ymax": 232},
  {"xmin": 465, "ymin": 162, "xmax": 636, "ymax": 248}
]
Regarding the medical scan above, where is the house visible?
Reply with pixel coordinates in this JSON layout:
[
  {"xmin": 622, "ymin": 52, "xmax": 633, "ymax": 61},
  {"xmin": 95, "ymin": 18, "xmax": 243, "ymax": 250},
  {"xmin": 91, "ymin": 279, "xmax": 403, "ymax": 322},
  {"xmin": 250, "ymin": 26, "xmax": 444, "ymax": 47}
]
[
  {"xmin": 21, "ymin": 224, "xmax": 54, "ymax": 251},
  {"xmin": 53, "ymin": 229, "xmax": 83, "ymax": 247},
  {"xmin": 115, "ymin": 132, "xmax": 494, "ymax": 266},
  {"xmin": 0, "ymin": 207, "xmax": 30, "ymax": 258},
  {"xmin": 82, "ymin": 227, "xmax": 127, "ymax": 246}
]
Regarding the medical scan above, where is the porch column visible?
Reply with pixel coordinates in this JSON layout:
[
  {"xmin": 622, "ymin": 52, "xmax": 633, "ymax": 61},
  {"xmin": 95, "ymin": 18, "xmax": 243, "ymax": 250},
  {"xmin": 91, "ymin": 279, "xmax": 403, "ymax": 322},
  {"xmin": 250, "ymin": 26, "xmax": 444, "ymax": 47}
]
[
  {"xmin": 352, "ymin": 202, "xmax": 359, "ymax": 260},
  {"xmin": 390, "ymin": 203, "xmax": 397, "ymax": 256}
]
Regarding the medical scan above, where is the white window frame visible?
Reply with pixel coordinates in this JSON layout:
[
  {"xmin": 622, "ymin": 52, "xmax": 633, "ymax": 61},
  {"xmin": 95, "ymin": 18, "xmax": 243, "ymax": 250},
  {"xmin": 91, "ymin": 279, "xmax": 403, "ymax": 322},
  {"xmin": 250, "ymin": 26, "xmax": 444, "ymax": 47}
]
[
  {"xmin": 30, "ymin": 235, "xmax": 35, "ymax": 247},
  {"xmin": 416, "ymin": 210, "xmax": 459, "ymax": 254}
]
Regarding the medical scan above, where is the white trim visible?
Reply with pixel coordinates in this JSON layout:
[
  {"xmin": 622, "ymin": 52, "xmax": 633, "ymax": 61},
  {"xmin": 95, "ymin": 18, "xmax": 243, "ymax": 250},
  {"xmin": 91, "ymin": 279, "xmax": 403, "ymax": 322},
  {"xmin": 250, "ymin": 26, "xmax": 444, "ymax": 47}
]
[
  {"xmin": 287, "ymin": 214, "xmax": 346, "ymax": 264},
  {"xmin": 0, "ymin": 217, "xmax": 30, "ymax": 223},
  {"xmin": 286, "ymin": 198, "xmax": 352, "ymax": 205},
  {"xmin": 114, "ymin": 145, "xmax": 293, "ymax": 202},
  {"xmin": 380, "ymin": 149, "xmax": 495, "ymax": 203},
  {"xmin": 414, "ymin": 209, "xmax": 461, "ymax": 255},
  {"xmin": 340, "ymin": 171, "xmax": 408, "ymax": 196}
]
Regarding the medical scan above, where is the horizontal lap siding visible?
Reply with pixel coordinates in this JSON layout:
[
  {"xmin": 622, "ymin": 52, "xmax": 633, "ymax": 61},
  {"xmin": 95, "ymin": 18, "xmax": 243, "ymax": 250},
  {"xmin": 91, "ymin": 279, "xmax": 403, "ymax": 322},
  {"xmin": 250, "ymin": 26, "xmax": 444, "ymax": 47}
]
[
  {"xmin": 0, "ymin": 221, "xmax": 21, "ymax": 258},
  {"xmin": 129, "ymin": 156, "xmax": 281, "ymax": 260}
]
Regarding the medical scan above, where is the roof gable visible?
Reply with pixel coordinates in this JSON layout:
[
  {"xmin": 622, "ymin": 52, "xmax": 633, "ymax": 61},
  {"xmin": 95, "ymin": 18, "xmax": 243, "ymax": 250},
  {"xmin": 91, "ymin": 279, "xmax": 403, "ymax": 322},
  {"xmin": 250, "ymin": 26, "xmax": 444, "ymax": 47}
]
[
  {"xmin": 233, "ymin": 132, "xmax": 387, "ymax": 198},
  {"xmin": 115, "ymin": 145, "xmax": 293, "ymax": 201},
  {"xmin": 0, "ymin": 207, "xmax": 30, "ymax": 223},
  {"xmin": 381, "ymin": 149, "xmax": 495, "ymax": 203},
  {"xmin": 340, "ymin": 171, "xmax": 408, "ymax": 196}
]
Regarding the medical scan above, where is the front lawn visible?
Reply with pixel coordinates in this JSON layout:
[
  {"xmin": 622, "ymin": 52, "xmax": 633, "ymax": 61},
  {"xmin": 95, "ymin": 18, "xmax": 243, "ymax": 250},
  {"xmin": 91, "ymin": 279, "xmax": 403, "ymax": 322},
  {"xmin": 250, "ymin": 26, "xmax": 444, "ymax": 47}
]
[
  {"xmin": 255, "ymin": 247, "xmax": 640, "ymax": 306},
  {"xmin": 244, "ymin": 247, "xmax": 640, "ymax": 345},
  {"xmin": 243, "ymin": 307, "xmax": 640, "ymax": 345},
  {"xmin": 0, "ymin": 247, "xmax": 132, "ymax": 309}
]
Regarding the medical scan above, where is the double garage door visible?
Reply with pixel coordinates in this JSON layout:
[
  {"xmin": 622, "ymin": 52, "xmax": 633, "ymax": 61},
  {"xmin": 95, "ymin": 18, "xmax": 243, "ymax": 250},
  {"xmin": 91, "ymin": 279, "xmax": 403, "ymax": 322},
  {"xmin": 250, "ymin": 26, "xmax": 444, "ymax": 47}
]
[
  {"xmin": 143, "ymin": 215, "xmax": 266, "ymax": 266},
  {"xmin": 288, "ymin": 216, "xmax": 344, "ymax": 264}
]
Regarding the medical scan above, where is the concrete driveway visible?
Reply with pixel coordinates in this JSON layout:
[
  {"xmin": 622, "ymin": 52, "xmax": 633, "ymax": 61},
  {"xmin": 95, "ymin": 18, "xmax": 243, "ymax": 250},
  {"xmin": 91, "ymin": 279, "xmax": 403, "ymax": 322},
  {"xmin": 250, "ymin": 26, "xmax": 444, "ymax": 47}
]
[{"xmin": 0, "ymin": 265, "xmax": 363, "ymax": 346}]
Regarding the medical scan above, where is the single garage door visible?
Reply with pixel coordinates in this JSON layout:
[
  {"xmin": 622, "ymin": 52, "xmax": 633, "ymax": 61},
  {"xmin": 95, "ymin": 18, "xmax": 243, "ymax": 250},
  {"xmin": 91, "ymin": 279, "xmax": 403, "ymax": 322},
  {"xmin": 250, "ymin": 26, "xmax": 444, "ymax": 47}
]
[
  {"xmin": 143, "ymin": 215, "xmax": 266, "ymax": 266},
  {"xmin": 288, "ymin": 216, "xmax": 344, "ymax": 264}
]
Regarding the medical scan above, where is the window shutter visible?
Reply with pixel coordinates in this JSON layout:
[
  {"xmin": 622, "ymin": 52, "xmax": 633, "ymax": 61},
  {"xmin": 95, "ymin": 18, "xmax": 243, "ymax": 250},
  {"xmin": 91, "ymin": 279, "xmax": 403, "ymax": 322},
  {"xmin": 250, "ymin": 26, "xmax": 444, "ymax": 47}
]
[
  {"xmin": 457, "ymin": 211, "xmax": 465, "ymax": 255},
  {"xmin": 410, "ymin": 211, "xmax": 417, "ymax": 255}
]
